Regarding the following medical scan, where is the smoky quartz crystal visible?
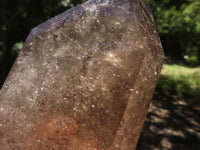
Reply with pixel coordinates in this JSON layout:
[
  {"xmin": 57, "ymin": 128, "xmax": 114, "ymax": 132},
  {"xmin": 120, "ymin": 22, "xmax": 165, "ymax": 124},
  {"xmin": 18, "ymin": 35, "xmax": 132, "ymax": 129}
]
[{"xmin": 0, "ymin": 0, "xmax": 164, "ymax": 149}]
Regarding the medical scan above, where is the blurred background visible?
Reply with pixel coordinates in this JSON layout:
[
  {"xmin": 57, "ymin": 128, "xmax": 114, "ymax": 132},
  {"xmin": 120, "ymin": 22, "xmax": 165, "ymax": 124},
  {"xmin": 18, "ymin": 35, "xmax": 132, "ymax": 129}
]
[{"xmin": 0, "ymin": 0, "xmax": 199, "ymax": 149}]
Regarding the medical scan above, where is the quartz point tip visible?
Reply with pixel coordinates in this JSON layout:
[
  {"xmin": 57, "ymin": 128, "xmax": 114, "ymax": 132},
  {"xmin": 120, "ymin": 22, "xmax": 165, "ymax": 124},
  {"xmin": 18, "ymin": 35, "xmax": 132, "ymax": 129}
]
[{"xmin": 0, "ymin": 0, "xmax": 164, "ymax": 149}]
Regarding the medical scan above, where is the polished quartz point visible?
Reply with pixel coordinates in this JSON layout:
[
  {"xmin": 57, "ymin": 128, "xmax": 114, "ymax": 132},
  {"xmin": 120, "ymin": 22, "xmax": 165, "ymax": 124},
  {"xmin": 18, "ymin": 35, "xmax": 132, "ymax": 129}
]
[{"xmin": 0, "ymin": 0, "xmax": 164, "ymax": 149}]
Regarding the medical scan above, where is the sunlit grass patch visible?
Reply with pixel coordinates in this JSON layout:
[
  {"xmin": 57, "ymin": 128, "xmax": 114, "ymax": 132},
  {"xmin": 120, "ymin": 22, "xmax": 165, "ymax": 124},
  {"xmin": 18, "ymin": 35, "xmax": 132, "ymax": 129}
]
[{"xmin": 157, "ymin": 64, "xmax": 200, "ymax": 98}]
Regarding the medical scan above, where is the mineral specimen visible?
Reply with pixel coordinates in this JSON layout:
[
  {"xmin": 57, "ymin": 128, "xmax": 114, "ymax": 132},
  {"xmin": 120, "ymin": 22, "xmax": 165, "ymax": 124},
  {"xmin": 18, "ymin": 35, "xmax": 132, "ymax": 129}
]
[{"xmin": 0, "ymin": 0, "xmax": 164, "ymax": 149}]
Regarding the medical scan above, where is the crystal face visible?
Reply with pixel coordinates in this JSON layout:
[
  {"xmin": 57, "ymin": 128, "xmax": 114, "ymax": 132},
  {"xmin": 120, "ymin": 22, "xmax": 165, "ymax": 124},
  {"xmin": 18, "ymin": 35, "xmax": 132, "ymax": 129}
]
[{"xmin": 0, "ymin": 0, "xmax": 164, "ymax": 149}]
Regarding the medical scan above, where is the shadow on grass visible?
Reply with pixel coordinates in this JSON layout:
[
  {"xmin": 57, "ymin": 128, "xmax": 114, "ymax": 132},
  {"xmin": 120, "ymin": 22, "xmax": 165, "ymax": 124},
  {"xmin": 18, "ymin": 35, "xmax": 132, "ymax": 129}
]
[
  {"xmin": 136, "ymin": 76, "xmax": 200, "ymax": 150},
  {"xmin": 157, "ymin": 75, "xmax": 200, "ymax": 98}
]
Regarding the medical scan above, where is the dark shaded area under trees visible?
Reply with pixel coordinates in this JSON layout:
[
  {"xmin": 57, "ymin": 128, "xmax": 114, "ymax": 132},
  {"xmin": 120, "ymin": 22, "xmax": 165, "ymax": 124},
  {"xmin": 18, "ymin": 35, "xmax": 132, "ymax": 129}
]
[
  {"xmin": 0, "ymin": 0, "xmax": 200, "ymax": 149},
  {"xmin": 137, "ymin": 73, "xmax": 200, "ymax": 150}
]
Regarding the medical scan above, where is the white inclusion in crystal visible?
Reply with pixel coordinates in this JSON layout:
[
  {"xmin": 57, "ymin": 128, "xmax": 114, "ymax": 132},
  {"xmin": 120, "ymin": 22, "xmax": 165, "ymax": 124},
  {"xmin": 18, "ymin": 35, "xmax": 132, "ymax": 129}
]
[
  {"xmin": 82, "ymin": 105, "xmax": 88, "ymax": 111},
  {"xmin": 40, "ymin": 87, "xmax": 44, "ymax": 91},
  {"xmin": 89, "ymin": 88, "xmax": 94, "ymax": 91},
  {"xmin": 35, "ymin": 91, "xmax": 39, "ymax": 94},
  {"xmin": 73, "ymin": 107, "xmax": 78, "ymax": 112},
  {"xmin": 29, "ymin": 42, "xmax": 33, "ymax": 46},
  {"xmin": 77, "ymin": 56, "xmax": 80, "ymax": 60},
  {"xmin": 99, "ymin": 0, "xmax": 109, "ymax": 6},
  {"xmin": 129, "ymin": 89, "xmax": 134, "ymax": 91},
  {"xmin": 115, "ymin": 21, "xmax": 120, "ymax": 25},
  {"xmin": 19, "ymin": 79, "xmax": 24, "ymax": 84},
  {"xmin": 143, "ymin": 77, "xmax": 148, "ymax": 81},
  {"xmin": 155, "ymin": 71, "xmax": 157, "ymax": 75},
  {"xmin": 0, "ymin": 108, "xmax": 3, "ymax": 111},
  {"xmin": 0, "ymin": 124, "xmax": 2, "ymax": 127},
  {"xmin": 56, "ymin": 64, "xmax": 59, "ymax": 70},
  {"xmin": 21, "ymin": 56, "xmax": 28, "ymax": 62},
  {"xmin": 96, "ymin": 75, "xmax": 100, "ymax": 79},
  {"xmin": 28, "ymin": 97, "xmax": 34, "ymax": 103},
  {"xmin": 92, "ymin": 104, "xmax": 95, "ymax": 108},
  {"xmin": 42, "ymin": 61, "xmax": 47, "ymax": 65},
  {"xmin": 39, "ymin": 36, "xmax": 43, "ymax": 40},
  {"xmin": 109, "ymin": 53, "xmax": 113, "ymax": 57},
  {"xmin": 136, "ymin": 91, "xmax": 139, "ymax": 94},
  {"xmin": 106, "ymin": 52, "xmax": 122, "ymax": 67},
  {"xmin": 89, "ymin": 4, "xmax": 97, "ymax": 12},
  {"xmin": 140, "ymin": 45, "xmax": 144, "ymax": 49}
]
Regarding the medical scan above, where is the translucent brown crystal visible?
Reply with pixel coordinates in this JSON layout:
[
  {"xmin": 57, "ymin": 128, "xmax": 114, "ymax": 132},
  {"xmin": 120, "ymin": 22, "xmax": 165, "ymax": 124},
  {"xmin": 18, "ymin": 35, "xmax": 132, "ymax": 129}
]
[{"xmin": 0, "ymin": 0, "xmax": 164, "ymax": 149}]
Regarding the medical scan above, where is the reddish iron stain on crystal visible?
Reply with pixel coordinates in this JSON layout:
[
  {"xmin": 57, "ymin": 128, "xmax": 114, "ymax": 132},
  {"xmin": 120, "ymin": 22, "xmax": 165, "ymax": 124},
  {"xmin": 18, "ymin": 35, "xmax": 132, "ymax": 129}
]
[
  {"xmin": 36, "ymin": 115, "xmax": 79, "ymax": 145},
  {"xmin": 36, "ymin": 115, "xmax": 99, "ymax": 149}
]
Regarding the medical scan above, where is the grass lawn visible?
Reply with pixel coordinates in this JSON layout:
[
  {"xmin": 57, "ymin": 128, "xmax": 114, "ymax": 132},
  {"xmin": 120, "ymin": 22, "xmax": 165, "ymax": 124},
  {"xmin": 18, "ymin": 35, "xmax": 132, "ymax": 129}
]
[{"xmin": 158, "ymin": 64, "xmax": 200, "ymax": 98}]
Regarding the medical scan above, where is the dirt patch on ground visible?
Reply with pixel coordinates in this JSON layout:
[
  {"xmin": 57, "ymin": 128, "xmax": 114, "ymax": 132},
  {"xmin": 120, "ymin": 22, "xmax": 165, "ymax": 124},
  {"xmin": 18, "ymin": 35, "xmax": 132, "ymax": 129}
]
[{"xmin": 137, "ymin": 89, "xmax": 200, "ymax": 150}]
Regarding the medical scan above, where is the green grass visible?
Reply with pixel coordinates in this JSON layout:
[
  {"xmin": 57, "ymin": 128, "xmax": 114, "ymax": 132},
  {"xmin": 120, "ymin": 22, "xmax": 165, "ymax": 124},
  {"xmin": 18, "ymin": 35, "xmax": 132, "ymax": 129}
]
[{"xmin": 157, "ymin": 64, "xmax": 200, "ymax": 98}]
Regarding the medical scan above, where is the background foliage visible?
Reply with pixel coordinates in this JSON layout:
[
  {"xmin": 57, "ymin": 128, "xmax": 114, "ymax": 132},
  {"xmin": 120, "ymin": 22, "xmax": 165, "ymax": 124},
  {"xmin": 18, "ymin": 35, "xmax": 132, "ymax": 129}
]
[{"xmin": 148, "ymin": 0, "xmax": 200, "ymax": 64}]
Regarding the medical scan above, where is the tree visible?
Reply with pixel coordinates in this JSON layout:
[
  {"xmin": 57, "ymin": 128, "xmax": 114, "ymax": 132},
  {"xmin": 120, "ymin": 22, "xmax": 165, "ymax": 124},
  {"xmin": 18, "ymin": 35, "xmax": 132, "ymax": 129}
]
[{"xmin": 147, "ymin": 0, "xmax": 200, "ymax": 64}]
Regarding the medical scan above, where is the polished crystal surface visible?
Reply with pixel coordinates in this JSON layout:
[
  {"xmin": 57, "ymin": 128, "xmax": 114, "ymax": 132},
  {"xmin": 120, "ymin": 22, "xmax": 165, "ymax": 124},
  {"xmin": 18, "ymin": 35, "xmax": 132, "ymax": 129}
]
[{"xmin": 0, "ymin": 0, "xmax": 164, "ymax": 149}]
